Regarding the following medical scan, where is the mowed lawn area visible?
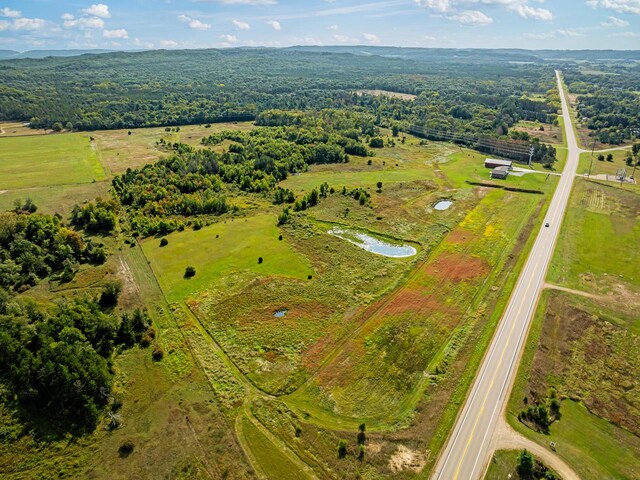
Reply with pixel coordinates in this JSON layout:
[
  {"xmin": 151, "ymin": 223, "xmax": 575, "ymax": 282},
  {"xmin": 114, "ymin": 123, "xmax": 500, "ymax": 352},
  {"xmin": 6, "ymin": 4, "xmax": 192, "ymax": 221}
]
[
  {"xmin": 141, "ymin": 214, "xmax": 313, "ymax": 302},
  {"xmin": 0, "ymin": 133, "xmax": 105, "ymax": 190}
]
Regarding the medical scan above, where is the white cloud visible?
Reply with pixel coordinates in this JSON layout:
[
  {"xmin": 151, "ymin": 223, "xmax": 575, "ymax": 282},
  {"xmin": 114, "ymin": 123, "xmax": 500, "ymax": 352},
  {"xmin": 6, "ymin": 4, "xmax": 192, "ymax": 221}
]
[
  {"xmin": 601, "ymin": 15, "xmax": 630, "ymax": 26},
  {"xmin": 608, "ymin": 30, "xmax": 639, "ymax": 36},
  {"xmin": 13, "ymin": 17, "xmax": 47, "ymax": 30},
  {"xmin": 160, "ymin": 39, "xmax": 178, "ymax": 48},
  {"xmin": 64, "ymin": 17, "xmax": 105, "ymax": 29},
  {"xmin": 267, "ymin": 20, "xmax": 282, "ymax": 30},
  {"xmin": 202, "ymin": 0, "xmax": 277, "ymax": 4},
  {"xmin": 328, "ymin": 24, "xmax": 339, "ymax": 30},
  {"xmin": 363, "ymin": 32, "xmax": 381, "ymax": 43},
  {"xmin": 0, "ymin": 7, "xmax": 21, "ymax": 18},
  {"xmin": 452, "ymin": 10, "xmax": 493, "ymax": 25},
  {"xmin": 134, "ymin": 37, "xmax": 155, "ymax": 48},
  {"xmin": 61, "ymin": 13, "xmax": 75, "ymax": 20},
  {"xmin": 178, "ymin": 14, "xmax": 211, "ymax": 30},
  {"xmin": 82, "ymin": 4, "xmax": 111, "ymax": 19},
  {"xmin": 587, "ymin": 0, "xmax": 640, "ymax": 15},
  {"xmin": 221, "ymin": 34, "xmax": 238, "ymax": 42},
  {"xmin": 0, "ymin": 20, "xmax": 9, "ymax": 31},
  {"xmin": 103, "ymin": 28, "xmax": 128, "ymax": 39},
  {"xmin": 515, "ymin": 5, "xmax": 553, "ymax": 21},
  {"xmin": 557, "ymin": 29, "xmax": 583, "ymax": 36},
  {"xmin": 415, "ymin": 0, "xmax": 553, "ymax": 21},
  {"xmin": 232, "ymin": 19, "xmax": 251, "ymax": 30},
  {"xmin": 415, "ymin": 0, "xmax": 451, "ymax": 13},
  {"xmin": 332, "ymin": 34, "xmax": 350, "ymax": 42}
]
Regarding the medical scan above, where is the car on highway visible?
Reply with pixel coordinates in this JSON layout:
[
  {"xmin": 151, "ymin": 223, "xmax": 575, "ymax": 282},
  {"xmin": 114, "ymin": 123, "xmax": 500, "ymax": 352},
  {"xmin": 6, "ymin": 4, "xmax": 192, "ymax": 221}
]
[{"xmin": 544, "ymin": 222, "xmax": 550, "ymax": 227}]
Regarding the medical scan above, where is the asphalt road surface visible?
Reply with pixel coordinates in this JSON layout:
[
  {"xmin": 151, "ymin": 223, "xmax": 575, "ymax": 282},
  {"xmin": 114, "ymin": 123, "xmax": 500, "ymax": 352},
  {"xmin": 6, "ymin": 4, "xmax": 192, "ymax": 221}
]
[{"xmin": 432, "ymin": 71, "xmax": 581, "ymax": 480}]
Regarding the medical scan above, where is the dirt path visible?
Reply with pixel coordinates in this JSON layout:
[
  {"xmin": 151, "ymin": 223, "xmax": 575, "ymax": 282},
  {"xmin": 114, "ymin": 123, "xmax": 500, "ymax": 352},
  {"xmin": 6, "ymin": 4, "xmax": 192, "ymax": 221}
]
[
  {"xmin": 544, "ymin": 282, "xmax": 599, "ymax": 299},
  {"xmin": 490, "ymin": 420, "xmax": 580, "ymax": 480},
  {"xmin": 592, "ymin": 145, "xmax": 632, "ymax": 153}
]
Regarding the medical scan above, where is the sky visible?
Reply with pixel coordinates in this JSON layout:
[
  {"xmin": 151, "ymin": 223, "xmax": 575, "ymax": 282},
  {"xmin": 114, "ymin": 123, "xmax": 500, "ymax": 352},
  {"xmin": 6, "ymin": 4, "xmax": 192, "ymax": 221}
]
[{"xmin": 0, "ymin": 0, "xmax": 638, "ymax": 52}]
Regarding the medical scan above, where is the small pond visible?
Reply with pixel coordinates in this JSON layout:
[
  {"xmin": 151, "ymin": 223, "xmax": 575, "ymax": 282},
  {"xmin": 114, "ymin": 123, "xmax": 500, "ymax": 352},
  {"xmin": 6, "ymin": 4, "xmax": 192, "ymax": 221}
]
[
  {"xmin": 274, "ymin": 310, "xmax": 287, "ymax": 318},
  {"xmin": 328, "ymin": 227, "xmax": 417, "ymax": 258},
  {"xmin": 434, "ymin": 200, "xmax": 453, "ymax": 211}
]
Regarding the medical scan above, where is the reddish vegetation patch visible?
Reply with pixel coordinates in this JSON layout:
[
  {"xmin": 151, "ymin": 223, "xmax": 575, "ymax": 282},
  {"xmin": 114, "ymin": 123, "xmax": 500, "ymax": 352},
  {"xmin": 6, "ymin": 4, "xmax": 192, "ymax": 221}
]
[
  {"xmin": 425, "ymin": 252, "xmax": 490, "ymax": 281},
  {"xmin": 446, "ymin": 229, "xmax": 474, "ymax": 245},
  {"xmin": 384, "ymin": 289, "xmax": 448, "ymax": 316}
]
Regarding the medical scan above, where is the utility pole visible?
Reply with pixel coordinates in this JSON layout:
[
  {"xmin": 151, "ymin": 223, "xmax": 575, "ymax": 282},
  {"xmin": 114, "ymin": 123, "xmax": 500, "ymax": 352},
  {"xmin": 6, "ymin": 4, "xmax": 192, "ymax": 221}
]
[
  {"xmin": 588, "ymin": 137, "xmax": 596, "ymax": 178},
  {"xmin": 528, "ymin": 144, "xmax": 535, "ymax": 167}
]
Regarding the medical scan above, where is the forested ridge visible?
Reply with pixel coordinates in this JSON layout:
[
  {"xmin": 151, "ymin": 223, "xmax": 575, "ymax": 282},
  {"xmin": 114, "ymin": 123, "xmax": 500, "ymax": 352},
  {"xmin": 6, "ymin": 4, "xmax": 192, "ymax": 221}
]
[{"xmin": 1, "ymin": 48, "xmax": 559, "ymax": 139}]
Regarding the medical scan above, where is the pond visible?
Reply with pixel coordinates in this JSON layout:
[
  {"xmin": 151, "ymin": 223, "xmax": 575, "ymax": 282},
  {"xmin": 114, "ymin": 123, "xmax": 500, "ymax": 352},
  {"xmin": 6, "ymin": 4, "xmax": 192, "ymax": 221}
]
[
  {"xmin": 274, "ymin": 310, "xmax": 287, "ymax": 318},
  {"xmin": 434, "ymin": 200, "xmax": 453, "ymax": 211},
  {"xmin": 328, "ymin": 227, "xmax": 417, "ymax": 258}
]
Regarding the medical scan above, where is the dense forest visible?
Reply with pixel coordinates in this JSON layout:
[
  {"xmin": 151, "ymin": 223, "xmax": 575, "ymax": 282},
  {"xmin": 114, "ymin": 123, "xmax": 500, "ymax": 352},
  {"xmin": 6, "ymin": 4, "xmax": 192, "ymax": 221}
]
[
  {"xmin": 0, "ymin": 209, "xmax": 107, "ymax": 291},
  {"xmin": 0, "ymin": 48, "xmax": 559, "ymax": 141},
  {"xmin": 0, "ymin": 207, "xmax": 153, "ymax": 435},
  {"xmin": 564, "ymin": 64, "xmax": 640, "ymax": 144}
]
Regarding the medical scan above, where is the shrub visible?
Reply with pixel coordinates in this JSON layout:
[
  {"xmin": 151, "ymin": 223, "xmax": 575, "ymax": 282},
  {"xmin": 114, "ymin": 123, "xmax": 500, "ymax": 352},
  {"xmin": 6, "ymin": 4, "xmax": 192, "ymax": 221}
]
[
  {"xmin": 99, "ymin": 280, "xmax": 122, "ymax": 308},
  {"xmin": 337, "ymin": 439, "xmax": 348, "ymax": 459},
  {"xmin": 159, "ymin": 238, "xmax": 168, "ymax": 247},
  {"xmin": 119, "ymin": 440, "xmax": 134, "ymax": 457},
  {"xmin": 516, "ymin": 449, "xmax": 534, "ymax": 477},
  {"xmin": 357, "ymin": 423, "xmax": 366, "ymax": 445},
  {"xmin": 184, "ymin": 266, "xmax": 196, "ymax": 278},
  {"xmin": 152, "ymin": 345, "xmax": 164, "ymax": 361},
  {"xmin": 369, "ymin": 137, "xmax": 384, "ymax": 148}
]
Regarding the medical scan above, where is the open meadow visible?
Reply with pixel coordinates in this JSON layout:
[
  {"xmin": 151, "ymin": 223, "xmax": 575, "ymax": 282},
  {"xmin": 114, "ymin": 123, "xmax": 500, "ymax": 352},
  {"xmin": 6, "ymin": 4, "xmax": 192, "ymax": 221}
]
[
  {"xmin": 508, "ymin": 177, "xmax": 640, "ymax": 480},
  {"xmin": 1, "ymin": 120, "xmax": 562, "ymax": 479}
]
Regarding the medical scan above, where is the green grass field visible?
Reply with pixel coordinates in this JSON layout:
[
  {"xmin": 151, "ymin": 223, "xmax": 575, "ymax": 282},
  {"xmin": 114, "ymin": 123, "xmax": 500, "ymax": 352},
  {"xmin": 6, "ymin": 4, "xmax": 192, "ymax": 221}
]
[
  {"xmin": 0, "ymin": 133, "xmax": 105, "ymax": 190},
  {"xmin": 577, "ymin": 149, "xmax": 636, "ymax": 178},
  {"xmin": 548, "ymin": 179, "xmax": 640, "ymax": 295},
  {"xmin": 1, "ymin": 120, "xmax": 575, "ymax": 480},
  {"xmin": 238, "ymin": 415, "xmax": 310, "ymax": 480},
  {"xmin": 508, "ymin": 170, "xmax": 640, "ymax": 479},
  {"xmin": 141, "ymin": 213, "xmax": 313, "ymax": 302},
  {"xmin": 0, "ymin": 181, "xmax": 110, "ymax": 217}
]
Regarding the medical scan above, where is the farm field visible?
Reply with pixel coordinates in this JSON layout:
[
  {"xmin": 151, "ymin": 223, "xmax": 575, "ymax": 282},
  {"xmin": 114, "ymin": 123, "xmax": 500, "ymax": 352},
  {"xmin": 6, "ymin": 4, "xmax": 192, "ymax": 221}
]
[
  {"xmin": 0, "ymin": 119, "xmax": 562, "ymax": 479},
  {"xmin": 0, "ymin": 181, "xmax": 111, "ymax": 217},
  {"xmin": 141, "ymin": 213, "xmax": 314, "ymax": 303},
  {"xmin": 91, "ymin": 121, "xmax": 255, "ymax": 176},
  {"xmin": 0, "ymin": 132, "xmax": 105, "ymax": 190},
  {"xmin": 508, "ymin": 175, "xmax": 640, "ymax": 479},
  {"xmin": 0, "ymin": 121, "xmax": 49, "ymax": 136}
]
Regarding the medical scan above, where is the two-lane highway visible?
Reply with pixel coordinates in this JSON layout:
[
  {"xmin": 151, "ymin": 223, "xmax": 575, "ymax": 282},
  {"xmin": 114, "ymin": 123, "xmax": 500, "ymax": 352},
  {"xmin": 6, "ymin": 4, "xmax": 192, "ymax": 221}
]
[{"xmin": 432, "ymin": 71, "xmax": 581, "ymax": 480}]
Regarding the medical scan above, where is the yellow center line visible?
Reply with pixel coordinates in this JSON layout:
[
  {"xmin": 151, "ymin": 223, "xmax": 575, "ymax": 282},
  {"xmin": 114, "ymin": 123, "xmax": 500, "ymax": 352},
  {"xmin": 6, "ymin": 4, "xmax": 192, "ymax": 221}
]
[{"xmin": 453, "ymin": 267, "xmax": 537, "ymax": 479}]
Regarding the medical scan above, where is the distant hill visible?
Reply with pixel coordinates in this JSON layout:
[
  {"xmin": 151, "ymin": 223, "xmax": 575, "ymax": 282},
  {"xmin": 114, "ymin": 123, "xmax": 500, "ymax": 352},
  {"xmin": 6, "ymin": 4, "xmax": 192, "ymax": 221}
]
[
  {"xmin": 0, "ymin": 49, "xmax": 121, "ymax": 60},
  {"xmin": 285, "ymin": 46, "xmax": 640, "ymax": 63},
  {"xmin": 0, "ymin": 50, "xmax": 19, "ymax": 59}
]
